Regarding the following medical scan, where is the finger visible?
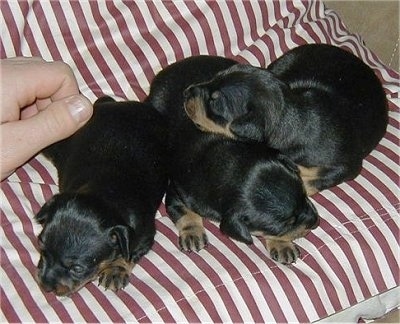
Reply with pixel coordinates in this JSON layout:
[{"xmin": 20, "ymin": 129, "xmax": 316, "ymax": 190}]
[
  {"xmin": 1, "ymin": 94, "xmax": 93, "ymax": 180},
  {"xmin": 1, "ymin": 58, "xmax": 80, "ymax": 120}
]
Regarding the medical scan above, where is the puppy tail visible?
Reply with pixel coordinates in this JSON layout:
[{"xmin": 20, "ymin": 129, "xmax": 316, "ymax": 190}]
[{"xmin": 220, "ymin": 214, "xmax": 253, "ymax": 245}]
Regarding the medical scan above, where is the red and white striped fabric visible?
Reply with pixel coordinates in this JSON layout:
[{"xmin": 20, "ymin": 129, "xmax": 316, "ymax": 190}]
[{"xmin": 1, "ymin": 1, "xmax": 399, "ymax": 322}]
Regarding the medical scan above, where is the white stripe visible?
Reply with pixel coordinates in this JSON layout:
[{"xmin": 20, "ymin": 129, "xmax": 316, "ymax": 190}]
[
  {"xmin": 58, "ymin": 1, "xmax": 114, "ymax": 97},
  {"xmin": 7, "ymin": 1, "xmax": 31, "ymax": 57},
  {"xmin": 55, "ymin": 296, "xmax": 91, "ymax": 322},
  {"xmin": 76, "ymin": 289, "xmax": 112, "ymax": 322},
  {"xmin": 140, "ymin": 253, "xmax": 209, "ymax": 322},
  {"xmin": 153, "ymin": 2, "xmax": 192, "ymax": 60},
  {"xmin": 175, "ymin": 2, "xmax": 208, "ymax": 55},
  {"xmin": 0, "ymin": 12, "xmax": 17, "ymax": 57},
  {"xmin": 197, "ymin": 2, "xmax": 226, "ymax": 55},
  {"xmin": 0, "ymin": 267, "xmax": 35, "ymax": 323},
  {"xmin": 155, "ymin": 227, "xmax": 232, "ymax": 320},
  {"xmin": 363, "ymin": 159, "xmax": 399, "ymax": 195}
]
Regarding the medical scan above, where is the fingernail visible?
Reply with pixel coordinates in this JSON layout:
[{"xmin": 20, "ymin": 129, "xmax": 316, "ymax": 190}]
[{"xmin": 66, "ymin": 95, "xmax": 93, "ymax": 123}]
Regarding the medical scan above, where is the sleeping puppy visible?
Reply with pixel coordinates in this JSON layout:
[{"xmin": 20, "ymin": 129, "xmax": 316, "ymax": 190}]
[
  {"xmin": 35, "ymin": 96, "xmax": 168, "ymax": 296},
  {"xmin": 183, "ymin": 44, "xmax": 389, "ymax": 195},
  {"xmin": 146, "ymin": 56, "xmax": 319, "ymax": 264}
]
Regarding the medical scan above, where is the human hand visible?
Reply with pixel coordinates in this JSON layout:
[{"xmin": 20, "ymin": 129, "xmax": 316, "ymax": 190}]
[{"xmin": 1, "ymin": 57, "xmax": 93, "ymax": 181}]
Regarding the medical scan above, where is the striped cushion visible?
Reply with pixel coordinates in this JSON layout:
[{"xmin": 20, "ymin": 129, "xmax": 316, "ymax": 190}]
[{"xmin": 1, "ymin": 1, "xmax": 399, "ymax": 322}]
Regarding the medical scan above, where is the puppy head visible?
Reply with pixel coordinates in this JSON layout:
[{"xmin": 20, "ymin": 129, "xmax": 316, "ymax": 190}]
[
  {"xmin": 34, "ymin": 193, "xmax": 133, "ymax": 296},
  {"xmin": 183, "ymin": 64, "xmax": 289, "ymax": 142},
  {"xmin": 220, "ymin": 155, "xmax": 319, "ymax": 244}
]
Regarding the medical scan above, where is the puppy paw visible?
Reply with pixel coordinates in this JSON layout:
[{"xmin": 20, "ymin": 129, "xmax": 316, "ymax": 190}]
[
  {"xmin": 266, "ymin": 240, "xmax": 300, "ymax": 264},
  {"xmin": 175, "ymin": 208, "xmax": 209, "ymax": 252},
  {"xmin": 179, "ymin": 226, "xmax": 209, "ymax": 252},
  {"xmin": 98, "ymin": 259, "xmax": 134, "ymax": 291}
]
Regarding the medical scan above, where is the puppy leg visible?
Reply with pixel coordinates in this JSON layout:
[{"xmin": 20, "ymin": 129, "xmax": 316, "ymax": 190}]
[
  {"xmin": 176, "ymin": 208, "xmax": 209, "ymax": 252},
  {"xmin": 297, "ymin": 165, "xmax": 321, "ymax": 196},
  {"xmin": 166, "ymin": 185, "xmax": 209, "ymax": 252},
  {"xmin": 299, "ymin": 164, "xmax": 362, "ymax": 194},
  {"xmin": 264, "ymin": 239, "xmax": 300, "ymax": 264},
  {"xmin": 98, "ymin": 258, "xmax": 135, "ymax": 291},
  {"xmin": 262, "ymin": 225, "xmax": 310, "ymax": 264}
]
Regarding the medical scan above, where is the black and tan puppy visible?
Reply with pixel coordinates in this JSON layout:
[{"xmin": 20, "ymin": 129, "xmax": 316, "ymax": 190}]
[
  {"xmin": 35, "ymin": 97, "xmax": 168, "ymax": 296},
  {"xmin": 146, "ymin": 56, "xmax": 319, "ymax": 264},
  {"xmin": 183, "ymin": 44, "xmax": 388, "ymax": 195}
]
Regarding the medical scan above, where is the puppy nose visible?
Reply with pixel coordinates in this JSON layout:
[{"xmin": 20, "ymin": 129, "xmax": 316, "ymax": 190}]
[{"xmin": 310, "ymin": 216, "xmax": 320, "ymax": 229}]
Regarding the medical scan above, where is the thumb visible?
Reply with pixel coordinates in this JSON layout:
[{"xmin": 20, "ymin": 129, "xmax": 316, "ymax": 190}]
[{"xmin": 1, "ymin": 95, "xmax": 93, "ymax": 180}]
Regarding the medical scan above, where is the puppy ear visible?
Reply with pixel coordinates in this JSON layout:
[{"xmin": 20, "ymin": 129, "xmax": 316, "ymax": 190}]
[
  {"xmin": 108, "ymin": 225, "xmax": 135, "ymax": 260},
  {"xmin": 277, "ymin": 153, "xmax": 299, "ymax": 175},
  {"xmin": 220, "ymin": 215, "xmax": 253, "ymax": 244},
  {"xmin": 229, "ymin": 111, "xmax": 264, "ymax": 142},
  {"xmin": 34, "ymin": 194, "xmax": 59, "ymax": 225}
]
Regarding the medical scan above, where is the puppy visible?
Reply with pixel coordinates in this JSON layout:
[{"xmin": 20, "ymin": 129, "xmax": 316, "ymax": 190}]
[
  {"xmin": 146, "ymin": 56, "xmax": 319, "ymax": 264},
  {"xmin": 183, "ymin": 44, "xmax": 389, "ymax": 195},
  {"xmin": 35, "ymin": 96, "xmax": 168, "ymax": 296}
]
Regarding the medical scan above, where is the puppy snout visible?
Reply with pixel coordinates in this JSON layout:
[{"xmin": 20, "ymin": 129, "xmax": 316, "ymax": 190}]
[{"xmin": 184, "ymin": 85, "xmax": 203, "ymax": 100}]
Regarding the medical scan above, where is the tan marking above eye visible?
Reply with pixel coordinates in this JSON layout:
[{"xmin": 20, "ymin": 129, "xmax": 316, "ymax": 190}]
[
  {"xmin": 184, "ymin": 98, "xmax": 235, "ymax": 138},
  {"xmin": 297, "ymin": 165, "xmax": 321, "ymax": 196}
]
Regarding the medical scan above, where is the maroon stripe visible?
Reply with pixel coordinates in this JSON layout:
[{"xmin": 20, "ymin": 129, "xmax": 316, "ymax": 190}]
[
  {"xmin": 185, "ymin": 1, "xmax": 217, "ymax": 55},
  {"xmin": 291, "ymin": 259, "xmax": 329, "ymax": 318},
  {"xmin": 154, "ymin": 224, "xmax": 224, "ymax": 321},
  {"xmin": 139, "ymin": 255, "xmax": 201, "ymax": 322},
  {"xmin": 89, "ymin": 1, "xmax": 141, "ymax": 100},
  {"xmin": 1, "ymin": 183, "xmax": 38, "ymax": 249},
  {"xmin": 42, "ymin": 294, "xmax": 74, "ymax": 323},
  {"xmin": 103, "ymin": 1, "xmax": 150, "ymax": 99},
  {"xmin": 70, "ymin": 293, "xmax": 99, "ymax": 322},
  {"xmin": 273, "ymin": 266, "xmax": 311, "ymax": 322},
  {"xmin": 312, "ymin": 196, "xmax": 371, "ymax": 300},
  {"xmin": 366, "ymin": 220, "xmax": 399, "ymax": 288},
  {"xmin": 296, "ymin": 16, "xmax": 325, "ymax": 44},
  {"xmin": 0, "ymin": 248, "xmax": 48, "ymax": 322},
  {"xmin": 329, "ymin": 191, "xmax": 388, "ymax": 295},
  {"xmin": 31, "ymin": 2, "xmax": 62, "ymax": 60},
  {"xmin": 301, "ymin": 246, "xmax": 350, "ymax": 312},
  {"xmin": 289, "ymin": 25, "xmax": 308, "ymax": 47},
  {"xmin": 360, "ymin": 165, "xmax": 398, "ymax": 204},
  {"xmin": 156, "ymin": 221, "xmax": 241, "ymax": 322},
  {"xmin": 351, "ymin": 229, "xmax": 388, "ymax": 292},
  {"xmin": 16, "ymin": 1, "xmax": 41, "ymax": 56},
  {"xmin": 1, "ymin": 1, "xmax": 22, "ymax": 57},
  {"xmin": 242, "ymin": 1, "xmax": 261, "ymax": 42},
  {"xmin": 372, "ymin": 145, "xmax": 398, "ymax": 170},
  {"xmin": 348, "ymin": 182, "xmax": 384, "ymax": 212},
  {"xmin": 49, "ymin": 1, "xmax": 102, "ymax": 98},
  {"xmin": 85, "ymin": 284, "xmax": 125, "ymax": 322},
  {"xmin": 0, "ymin": 287, "xmax": 21, "ymax": 323},
  {"xmin": 205, "ymin": 224, "xmax": 274, "ymax": 321},
  {"xmin": 13, "ymin": 164, "xmax": 33, "ymax": 183},
  {"xmin": 29, "ymin": 158, "xmax": 56, "ymax": 185},
  {"xmin": 146, "ymin": 2, "xmax": 184, "ymax": 61},
  {"xmin": 133, "ymin": 3, "xmax": 169, "ymax": 68},
  {"xmin": 19, "ymin": 182, "xmax": 43, "ymax": 216},
  {"xmin": 163, "ymin": 1, "xmax": 200, "ymax": 56},
  {"xmin": 365, "ymin": 154, "xmax": 398, "ymax": 186},
  {"xmin": 69, "ymin": 2, "xmax": 124, "ymax": 96},
  {"xmin": 112, "ymin": 289, "xmax": 151, "ymax": 322},
  {"xmin": 205, "ymin": 1, "xmax": 231, "ymax": 57},
  {"xmin": 225, "ymin": 1, "xmax": 246, "ymax": 52},
  {"xmin": 125, "ymin": 271, "xmax": 176, "ymax": 323}
]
